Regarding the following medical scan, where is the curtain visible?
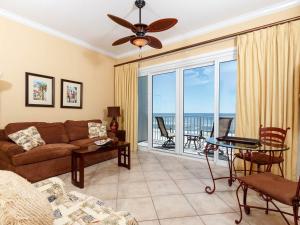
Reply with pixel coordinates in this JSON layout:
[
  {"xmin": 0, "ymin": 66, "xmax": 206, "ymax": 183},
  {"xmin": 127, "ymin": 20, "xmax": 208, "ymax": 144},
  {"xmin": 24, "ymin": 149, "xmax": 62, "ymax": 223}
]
[
  {"xmin": 235, "ymin": 20, "xmax": 300, "ymax": 180},
  {"xmin": 115, "ymin": 63, "xmax": 138, "ymax": 152}
]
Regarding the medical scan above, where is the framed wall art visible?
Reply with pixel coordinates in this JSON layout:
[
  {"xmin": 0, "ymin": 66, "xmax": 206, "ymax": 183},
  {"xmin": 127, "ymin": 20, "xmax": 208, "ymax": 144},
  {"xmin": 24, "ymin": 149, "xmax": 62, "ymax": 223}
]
[
  {"xmin": 61, "ymin": 79, "xmax": 83, "ymax": 108},
  {"xmin": 25, "ymin": 72, "xmax": 55, "ymax": 107}
]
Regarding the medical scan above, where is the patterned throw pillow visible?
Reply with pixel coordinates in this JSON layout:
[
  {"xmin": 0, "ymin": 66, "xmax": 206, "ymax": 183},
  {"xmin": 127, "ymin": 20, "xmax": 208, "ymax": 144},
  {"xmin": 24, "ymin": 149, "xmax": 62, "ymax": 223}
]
[
  {"xmin": 88, "ymin": 122, "xmax": 107, "ymax": 139},
  {"xmin": 8, "ymin": 126, "xmax": 45, "ymax": 151}
]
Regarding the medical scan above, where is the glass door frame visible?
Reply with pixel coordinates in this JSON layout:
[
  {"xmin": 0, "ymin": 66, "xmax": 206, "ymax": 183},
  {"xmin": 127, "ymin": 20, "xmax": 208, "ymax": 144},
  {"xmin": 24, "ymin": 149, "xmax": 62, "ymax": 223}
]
[{"xmin": 139, "ymin": 48, "xmax": 236, "ymax": 165}]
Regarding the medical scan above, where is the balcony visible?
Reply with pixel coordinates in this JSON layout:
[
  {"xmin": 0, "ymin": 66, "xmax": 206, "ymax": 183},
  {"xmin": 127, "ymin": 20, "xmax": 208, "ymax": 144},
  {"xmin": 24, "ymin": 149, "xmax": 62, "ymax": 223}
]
[{"xmin": 139, "ymin": 113, "xmax": 235, "ymax": 159}]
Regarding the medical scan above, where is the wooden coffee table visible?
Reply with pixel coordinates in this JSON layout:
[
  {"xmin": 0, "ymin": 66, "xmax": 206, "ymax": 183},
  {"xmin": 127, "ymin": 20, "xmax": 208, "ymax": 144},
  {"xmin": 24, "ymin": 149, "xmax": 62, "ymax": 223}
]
[{"xmin": 71, "ymin": 141, "xmax": 130, "ymax": 188}]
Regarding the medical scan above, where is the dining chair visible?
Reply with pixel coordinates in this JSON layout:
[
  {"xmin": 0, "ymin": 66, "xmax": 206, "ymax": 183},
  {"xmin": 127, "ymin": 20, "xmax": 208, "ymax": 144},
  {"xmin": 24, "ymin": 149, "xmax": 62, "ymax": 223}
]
[
  {"xmin": 235, "ymin": 172, "xmax": 300, "ymax": 225},
  {"xmin": 234, "ymin": 125, "xmax": 289, "ymax": 177},
  {"xmin": 155, "ymin": 116, "xmax": 175, "ymax": 148}
]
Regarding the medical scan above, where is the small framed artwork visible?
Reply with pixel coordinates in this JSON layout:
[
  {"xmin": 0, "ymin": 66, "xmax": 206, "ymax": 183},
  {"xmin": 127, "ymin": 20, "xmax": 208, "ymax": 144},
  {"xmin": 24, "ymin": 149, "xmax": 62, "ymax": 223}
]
[
  {"xmin": 61, "ymin": 79, "xmax": 83, "ymax": 108},
  {"xmin": 25, "ymin": 72, "xmax": 55, "ymax": 107}
]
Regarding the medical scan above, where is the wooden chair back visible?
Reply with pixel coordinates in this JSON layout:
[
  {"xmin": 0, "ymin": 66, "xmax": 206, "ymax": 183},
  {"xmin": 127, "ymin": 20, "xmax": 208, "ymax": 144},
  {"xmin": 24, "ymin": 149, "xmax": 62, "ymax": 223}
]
[{"xmin": 259, "ymin": 125, "xmax": 290, "ymax": 147}]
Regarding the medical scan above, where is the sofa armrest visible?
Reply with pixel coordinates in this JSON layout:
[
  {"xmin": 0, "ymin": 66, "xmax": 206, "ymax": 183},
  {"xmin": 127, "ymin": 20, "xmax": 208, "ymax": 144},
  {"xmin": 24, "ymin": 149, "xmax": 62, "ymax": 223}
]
[{"xmin": 0, "ymin": 140, "xmax": 24, "ymax": 156}]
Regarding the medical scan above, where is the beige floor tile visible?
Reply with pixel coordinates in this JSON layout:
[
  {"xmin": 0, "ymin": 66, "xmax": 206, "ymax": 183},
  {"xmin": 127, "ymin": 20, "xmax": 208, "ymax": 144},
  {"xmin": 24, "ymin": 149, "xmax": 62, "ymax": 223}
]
[
  {"xmin": 152, "ymin": 195, "xmax": 197, "ymax": 219},
  {"xmin": 118, "ymin": 182, "xmax": 150, "ymax": 198},
  {"xmin": 175, "ymin": 179, "xmax": 206, "ymax": 194},
  {"xmin": 189, "ymin": 168, "xmax": 213, "ymax": 179},
  {"xmin": 186, "ymin": 193, "xmax": 234, "ymax": 215},
  {"xmin": 216, "ymin": 191, "xmax": 240, "ymax": 211},
  {"xmin": 243, "ymin": 209, "xmax": 293, "ymax": 225},
  {"xmin": 119, "ymin": 164, "xmax": 142, "ymax": 173},
  {"xmin": 119, "ymin": 171, "xmax": 145, "ymax": 183},
  {"xmin": 117, "ymin": 197, "xmax": 157, "ymax": 221},
  {"xmin": 162, "ymin": 162, "xmax": 186, "ymax": 171},
  {"xmin": 142, "ymin": 163, "xmax": 164, "ymax": 172},
  {"xmin": 160, "ymin": 216, "xmax": 204, "ymax": 225},
  {"xmin": 201, "ymin": 212, "xmax": 249, "ymax": 225},
  {"xmin": 147, "ymin": 180, "xmax": 181, "ymax": 196},
  {"xmin": 167, "ymin": 170, "xmax": 195, "ymax": 180},
  {"xmin": 143, "ymin": 171, "xmax": 171, "ymax": 181},
  {"xmin": 91, "ymin": 171, "xmax": 119, "ymax": 184},
  {"xmin": 138, "ymin": 220, "xmax": 160, "ymax": 225},
  {"xmin": 85, "ymin": 183, "xmax": 118, "ymax": 200},
  {"xmin": 201, "ymin": 178, "xmax": 238, "ymax": 192},
  {"xmin": 139, "ymin": 220, "xmax": 160, "ymax": 225}
]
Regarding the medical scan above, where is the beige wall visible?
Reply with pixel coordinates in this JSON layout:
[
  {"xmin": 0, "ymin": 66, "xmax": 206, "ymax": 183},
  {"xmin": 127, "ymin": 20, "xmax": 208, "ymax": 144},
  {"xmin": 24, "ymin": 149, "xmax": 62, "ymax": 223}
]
[
  {"xmin": 116, "ymin": 6, "xmax": 300, "ymax": 68},
  {"xmin": 0, "ymin": 17, "xmax": 116, "ymax": 128}
]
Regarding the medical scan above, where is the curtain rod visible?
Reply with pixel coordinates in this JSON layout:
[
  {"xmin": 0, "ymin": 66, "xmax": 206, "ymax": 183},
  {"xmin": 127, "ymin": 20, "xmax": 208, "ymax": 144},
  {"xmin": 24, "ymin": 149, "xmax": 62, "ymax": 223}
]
[{"xmin": 114, "ymin": 15, "xmax": 300, "ymax": 67}]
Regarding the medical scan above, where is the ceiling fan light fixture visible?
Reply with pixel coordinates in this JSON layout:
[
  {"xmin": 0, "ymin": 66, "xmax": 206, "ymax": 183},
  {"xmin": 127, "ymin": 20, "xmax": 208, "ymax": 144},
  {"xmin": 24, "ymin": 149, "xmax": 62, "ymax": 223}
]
[
  {"xmin": 108, "ymin": 0, "xmax": 178, "ymax": 49},
  {"xmin": 131, "ymin": 37, "xmax": 149, "ymax": 48}
]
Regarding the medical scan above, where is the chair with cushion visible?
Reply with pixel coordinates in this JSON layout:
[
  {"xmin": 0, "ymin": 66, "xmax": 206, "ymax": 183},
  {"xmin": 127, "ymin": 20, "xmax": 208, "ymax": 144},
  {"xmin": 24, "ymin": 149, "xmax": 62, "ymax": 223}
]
[
  {"xmin": 234, "ymin": 125, "xmax": 289, "ymax": 177},
  {"xmin": 155, "ymin": 117, "xmax": 175, "ymax": 148},
  {"xmin": 235, "ymin": 172, "xmax": 300, "ymax": 225}
]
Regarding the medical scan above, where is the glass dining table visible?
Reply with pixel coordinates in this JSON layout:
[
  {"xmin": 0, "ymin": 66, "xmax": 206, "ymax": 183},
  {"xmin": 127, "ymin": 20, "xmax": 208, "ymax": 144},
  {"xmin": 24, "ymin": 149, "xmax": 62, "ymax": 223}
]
[{"xmin": 204, "ymin": 137, "xmax": 289, "ymax": 194}]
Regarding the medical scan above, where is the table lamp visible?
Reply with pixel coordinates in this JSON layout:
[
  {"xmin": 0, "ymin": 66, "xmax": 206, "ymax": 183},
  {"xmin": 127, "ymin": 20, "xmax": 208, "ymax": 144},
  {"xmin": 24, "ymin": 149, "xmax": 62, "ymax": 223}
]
[{"xmin": 107, "ymin": 106, "xmax": 121, "ymax": 133}]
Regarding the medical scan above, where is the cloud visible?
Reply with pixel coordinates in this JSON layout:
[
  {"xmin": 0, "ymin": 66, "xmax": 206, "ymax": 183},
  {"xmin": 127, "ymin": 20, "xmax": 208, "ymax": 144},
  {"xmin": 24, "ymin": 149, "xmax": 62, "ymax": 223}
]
[{"xmin": 184, "ymin": 66, "xmax": 214, "ymax": 86}]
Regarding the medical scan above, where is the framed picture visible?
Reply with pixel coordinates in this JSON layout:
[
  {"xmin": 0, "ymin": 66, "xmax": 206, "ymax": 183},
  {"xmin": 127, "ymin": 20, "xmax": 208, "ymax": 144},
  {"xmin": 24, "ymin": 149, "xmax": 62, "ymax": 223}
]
[
  {"xmin": 25, "ymin": 72, "xmax": 55, "ymax": 107},
  {"xmin": 61, "ymin": 79, "xmax": 83, "ymax": 108}
]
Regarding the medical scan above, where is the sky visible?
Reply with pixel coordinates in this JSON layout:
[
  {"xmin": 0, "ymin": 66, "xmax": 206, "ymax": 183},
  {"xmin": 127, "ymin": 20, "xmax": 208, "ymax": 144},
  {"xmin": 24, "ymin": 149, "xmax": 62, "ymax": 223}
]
[{"xmin": 152, "ymin": 60, "xmax": 237, "ymax": 114}]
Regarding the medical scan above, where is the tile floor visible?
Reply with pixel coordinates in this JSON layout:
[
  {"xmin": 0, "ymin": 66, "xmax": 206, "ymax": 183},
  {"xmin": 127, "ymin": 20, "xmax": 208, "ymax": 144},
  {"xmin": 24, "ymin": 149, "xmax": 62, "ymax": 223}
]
[{"xmin": 58, "ymin": 151, "xmax": 294, "ymax": 225}]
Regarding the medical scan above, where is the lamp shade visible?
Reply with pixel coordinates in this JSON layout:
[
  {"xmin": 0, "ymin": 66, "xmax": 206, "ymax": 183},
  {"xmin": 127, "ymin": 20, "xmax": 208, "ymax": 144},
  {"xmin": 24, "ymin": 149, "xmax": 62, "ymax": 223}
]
[{"xmin": 107, "ymin": 106, "xmax": 120, "ymax": 117}]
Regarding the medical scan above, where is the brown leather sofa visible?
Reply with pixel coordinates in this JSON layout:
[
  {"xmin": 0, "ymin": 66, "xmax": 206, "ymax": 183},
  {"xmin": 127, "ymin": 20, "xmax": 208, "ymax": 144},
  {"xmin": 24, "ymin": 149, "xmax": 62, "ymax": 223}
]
[{"xmin": 0, "ymin": 120, "xmax": 120, "ymax": 182}]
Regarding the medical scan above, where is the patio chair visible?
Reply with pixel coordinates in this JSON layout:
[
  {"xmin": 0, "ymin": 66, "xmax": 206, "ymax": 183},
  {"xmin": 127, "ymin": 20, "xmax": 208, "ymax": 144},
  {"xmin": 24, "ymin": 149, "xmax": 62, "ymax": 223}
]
[
  {"xmin": 234, "ymin": 125, "xmax": 289, "ymax": 177},
  {"xmin": 235, "ymin": 173, "xmax": 300, "ymax": 225},
  {"xmin": 155, "ymin": 117, "xmax": 175, "ymax": 149},
  {"xmin": 198, "ymin": 117, "xmax": 233, "ymax": 155}
]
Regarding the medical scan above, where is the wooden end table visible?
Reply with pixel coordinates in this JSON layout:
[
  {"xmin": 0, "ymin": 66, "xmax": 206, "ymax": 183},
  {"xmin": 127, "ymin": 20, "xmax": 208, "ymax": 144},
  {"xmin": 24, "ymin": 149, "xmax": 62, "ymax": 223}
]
[{"xmin": 71, "ymin": 141, "xmax": 130, "ymax": 188}]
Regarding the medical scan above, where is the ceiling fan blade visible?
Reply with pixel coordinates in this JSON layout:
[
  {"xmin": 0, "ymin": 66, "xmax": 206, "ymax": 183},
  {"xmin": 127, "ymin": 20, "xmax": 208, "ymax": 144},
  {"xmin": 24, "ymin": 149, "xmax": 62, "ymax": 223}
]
[
  {"xmin": 145, "ymin": 36, "xmax": 162, "ymax": 49},
  {"xmin": 112, "ymin": 35, "xmax": 135, "ymax": 46},
  {"xmin": 147, "ymin": 18, "xmax": 178, "ymax": 32},
  {"xmin": 107, "ymin": 14, "xmax": 136, "ymax": 32}
]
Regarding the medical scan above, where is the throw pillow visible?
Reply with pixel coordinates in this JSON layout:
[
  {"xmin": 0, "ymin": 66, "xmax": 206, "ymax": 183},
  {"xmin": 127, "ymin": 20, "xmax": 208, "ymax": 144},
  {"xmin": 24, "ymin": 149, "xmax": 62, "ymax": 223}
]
[
  {"xmin": 88, "ymin": 122, "xmax": 107, "ymax": 139},
  {"xmin": 8, "ymin": 126, "xmax": 45, "ymax": 151},
  {"xmin": 0, "ymin": 170, "xmax": 53, "ymax": 225}
]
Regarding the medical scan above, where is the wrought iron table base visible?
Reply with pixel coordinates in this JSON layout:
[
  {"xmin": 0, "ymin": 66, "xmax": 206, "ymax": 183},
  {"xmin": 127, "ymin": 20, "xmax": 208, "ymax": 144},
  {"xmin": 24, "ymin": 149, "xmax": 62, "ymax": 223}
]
[{"xmin": 205, "ymin": 144, "xmax": 236, "ymax": 194}]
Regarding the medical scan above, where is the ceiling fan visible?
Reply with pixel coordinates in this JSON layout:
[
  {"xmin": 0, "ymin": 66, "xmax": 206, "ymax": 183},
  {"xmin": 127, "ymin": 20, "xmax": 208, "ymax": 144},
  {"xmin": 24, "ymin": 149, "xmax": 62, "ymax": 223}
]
[{"xmin": 107, "ymin": 0, "xmax": 178, "ymax": 49}]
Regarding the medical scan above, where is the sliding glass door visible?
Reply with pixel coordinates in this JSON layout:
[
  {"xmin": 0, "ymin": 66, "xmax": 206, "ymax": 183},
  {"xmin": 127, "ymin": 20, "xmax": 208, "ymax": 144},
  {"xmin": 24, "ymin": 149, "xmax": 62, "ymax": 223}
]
[
  {"xmin": 138, "ymin": 49, "xmax": 236, "ymax": 164},
  {"xmin": 183, "ymin": 65, "xmax": 214, "ymax": 156},
  {"xmin": 218, "ymin": 60, "xmax": 237, "ymax": 161},
  {"xmin": 152, "ymin": 71, "xmax": 176, "ymax": 151}
]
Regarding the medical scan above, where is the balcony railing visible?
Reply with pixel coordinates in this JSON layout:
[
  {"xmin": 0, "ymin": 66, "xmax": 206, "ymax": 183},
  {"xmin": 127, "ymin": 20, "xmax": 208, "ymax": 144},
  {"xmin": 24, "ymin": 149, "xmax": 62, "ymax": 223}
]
[{"xmin": 152, "ymin": 113, "xmax": 235, "ymax": 145}]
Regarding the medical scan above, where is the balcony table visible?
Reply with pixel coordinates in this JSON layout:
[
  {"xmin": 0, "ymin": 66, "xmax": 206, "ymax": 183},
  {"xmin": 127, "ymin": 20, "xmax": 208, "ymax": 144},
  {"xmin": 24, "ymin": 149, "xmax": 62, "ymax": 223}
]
[{"xmin": 204, "ymin": 137, "xmax": 289, "ymax": 194}]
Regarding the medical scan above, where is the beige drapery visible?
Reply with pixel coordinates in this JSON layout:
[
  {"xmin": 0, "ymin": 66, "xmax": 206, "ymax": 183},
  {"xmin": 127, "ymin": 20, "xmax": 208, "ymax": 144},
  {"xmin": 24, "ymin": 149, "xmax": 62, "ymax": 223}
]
[
  {"xmin": 115, "ymin": 63, "xmax": 138, "ymax": 152},
  {"xmin": 235, "ymin": 20, "xmax": 300, "ymax": 180}
]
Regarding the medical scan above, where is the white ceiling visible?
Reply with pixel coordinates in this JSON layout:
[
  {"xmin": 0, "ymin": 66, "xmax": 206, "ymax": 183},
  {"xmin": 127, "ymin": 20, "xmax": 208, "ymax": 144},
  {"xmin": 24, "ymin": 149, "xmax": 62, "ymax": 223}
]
[{"xmin": 0, "ymin": 0, "xmax": 298, "ymax": 58}]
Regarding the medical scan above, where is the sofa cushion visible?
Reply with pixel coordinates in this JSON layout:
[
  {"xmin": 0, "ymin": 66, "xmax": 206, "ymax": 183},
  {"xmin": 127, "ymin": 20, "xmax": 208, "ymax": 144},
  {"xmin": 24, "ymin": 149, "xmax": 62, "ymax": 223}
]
[
  {"xmin": 12, "ymin": 143, "xmax": 79, "ymax": 166},
  {"xmin": 64, "ymin": 119, "xmax": 102, "ymax": 141},
  {"xmin": 5, "ymin": 122, "xmax": 69, "ymax": 144},
  {"xmin": 0, "ymin": 170, "xmax": 53, "ymax": 225}
]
